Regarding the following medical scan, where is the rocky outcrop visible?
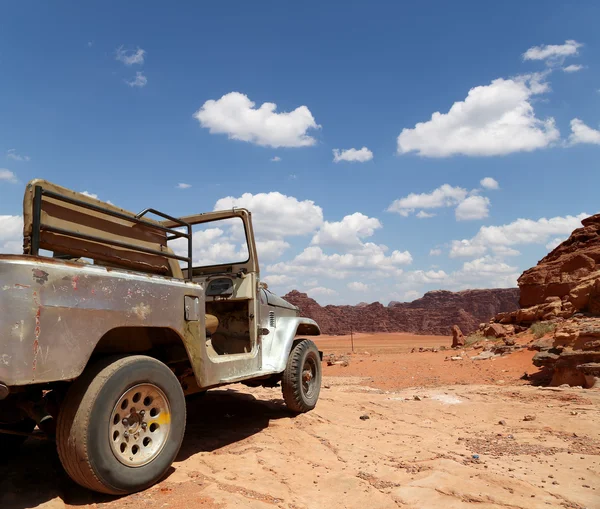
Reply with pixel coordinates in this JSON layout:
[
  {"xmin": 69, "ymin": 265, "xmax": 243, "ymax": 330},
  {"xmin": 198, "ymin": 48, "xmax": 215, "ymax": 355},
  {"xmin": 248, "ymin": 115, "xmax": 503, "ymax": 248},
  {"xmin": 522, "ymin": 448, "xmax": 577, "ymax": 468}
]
[
  {"xmin": 283, "ymin": 288, "xmax": 519, "ymax": 336},
  {"xmin": 451, "ymin": 325, "xmax": 465, "ymax": 348},
  {"xmin": 532, "ymin": 316, "xmax": 600, "ymax": 388},
  {"xmin": 485, "ymin": 214, "xmax": 600, "ymax": 388}
]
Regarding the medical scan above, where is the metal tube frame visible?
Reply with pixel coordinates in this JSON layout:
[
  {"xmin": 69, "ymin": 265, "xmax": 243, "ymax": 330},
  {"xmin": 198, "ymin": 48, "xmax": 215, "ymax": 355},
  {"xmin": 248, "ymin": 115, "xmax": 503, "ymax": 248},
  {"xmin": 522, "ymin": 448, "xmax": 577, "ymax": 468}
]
[{"xmin": 30, "ymin": 186, "xmax": 193, "ymax": 280}]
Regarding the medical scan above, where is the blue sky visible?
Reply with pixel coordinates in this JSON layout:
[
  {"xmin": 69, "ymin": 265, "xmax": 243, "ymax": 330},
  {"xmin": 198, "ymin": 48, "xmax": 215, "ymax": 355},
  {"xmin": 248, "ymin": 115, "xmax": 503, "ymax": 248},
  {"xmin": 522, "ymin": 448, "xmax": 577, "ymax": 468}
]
[{"xmin": 1, "ymin": 1, "xmax": 599, "ymax": 304}]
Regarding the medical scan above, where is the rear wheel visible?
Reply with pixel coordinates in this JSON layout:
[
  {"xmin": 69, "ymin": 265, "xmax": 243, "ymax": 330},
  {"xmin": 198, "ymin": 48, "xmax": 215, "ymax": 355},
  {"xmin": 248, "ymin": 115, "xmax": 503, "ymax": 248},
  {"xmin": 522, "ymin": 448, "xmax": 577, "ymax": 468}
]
[
  {"xmin": 56, "ymin": 355, "xmax": 186, "ymax": 494},
  {"xmin": 282, "ymin": 339, "xmax": 322, "ymax": 413}
]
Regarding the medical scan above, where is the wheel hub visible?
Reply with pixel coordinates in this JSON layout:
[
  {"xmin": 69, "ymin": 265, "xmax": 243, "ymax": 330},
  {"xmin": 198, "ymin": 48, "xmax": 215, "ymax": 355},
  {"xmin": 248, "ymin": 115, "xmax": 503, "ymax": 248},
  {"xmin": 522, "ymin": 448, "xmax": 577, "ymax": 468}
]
[{"xmin": 109, "ymin": 383, "xmax": 171, "ymax": 467}]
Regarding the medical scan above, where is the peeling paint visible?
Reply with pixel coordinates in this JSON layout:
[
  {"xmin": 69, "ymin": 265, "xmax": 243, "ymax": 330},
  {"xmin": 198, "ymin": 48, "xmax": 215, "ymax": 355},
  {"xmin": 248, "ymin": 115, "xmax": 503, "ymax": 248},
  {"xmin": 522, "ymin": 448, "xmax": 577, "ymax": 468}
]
[
  {"xmin": 32, "ymin": 269, "xmax": 49, "ymax": 285},
  {"xmin": 131, "ymin": 303, "xmax": 151, "ymax": 320}
]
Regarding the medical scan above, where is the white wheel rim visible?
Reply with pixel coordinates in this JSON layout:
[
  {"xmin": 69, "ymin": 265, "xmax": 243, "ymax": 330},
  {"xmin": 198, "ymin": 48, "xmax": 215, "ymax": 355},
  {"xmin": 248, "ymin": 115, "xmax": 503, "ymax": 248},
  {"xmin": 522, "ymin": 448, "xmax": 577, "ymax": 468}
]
[{"xmin": 109, "ymin": 383, "xmax": 172, "ymax": 467}]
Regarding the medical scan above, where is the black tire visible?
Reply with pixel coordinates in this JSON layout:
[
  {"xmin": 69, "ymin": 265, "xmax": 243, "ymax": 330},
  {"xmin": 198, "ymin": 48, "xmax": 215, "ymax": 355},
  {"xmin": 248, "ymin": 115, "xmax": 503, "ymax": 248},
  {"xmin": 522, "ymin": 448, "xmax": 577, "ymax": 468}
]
[
  {"xmin": 282, "ymin": 339, "xmax": 322, "ymax": 413},
  {"xmin": 56, "ymin": 355, "xmax": 186, "ymax": 495},
  {"xmin": 0, "ymin": 418, "xmax": 36, "ymax": 459}
]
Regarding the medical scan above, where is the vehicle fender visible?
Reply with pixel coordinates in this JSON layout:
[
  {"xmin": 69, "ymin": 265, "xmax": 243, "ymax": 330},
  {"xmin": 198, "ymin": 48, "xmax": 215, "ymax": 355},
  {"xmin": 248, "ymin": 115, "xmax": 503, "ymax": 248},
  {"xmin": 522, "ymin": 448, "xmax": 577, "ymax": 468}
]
[{"xmin": 262, "ymin": 317, "xmax": 320, "ymax": 373}]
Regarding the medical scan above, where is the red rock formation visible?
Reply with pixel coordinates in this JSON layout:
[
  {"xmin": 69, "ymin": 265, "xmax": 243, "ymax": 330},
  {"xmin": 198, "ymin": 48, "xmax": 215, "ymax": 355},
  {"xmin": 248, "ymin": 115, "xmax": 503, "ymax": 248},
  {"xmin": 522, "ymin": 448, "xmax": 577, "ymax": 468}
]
[
  {"xmin": 284, "ymin": 288, "xmax": 519, "ymax": 336},
  {"xmin": 451, "ymin": 325, "xmax": 465, "ymax": 348},
  {"xmin": 485, "ymin": 214, "xmax": 600, "ymax": 388}
]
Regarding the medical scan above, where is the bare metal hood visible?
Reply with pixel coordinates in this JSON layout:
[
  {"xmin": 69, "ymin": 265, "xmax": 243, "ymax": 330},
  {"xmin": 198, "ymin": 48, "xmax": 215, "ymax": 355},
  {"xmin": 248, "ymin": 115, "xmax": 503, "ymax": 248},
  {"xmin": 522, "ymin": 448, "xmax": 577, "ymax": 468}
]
[{"xmin": 265, "ymin": 290, "xmax": 299, "ymax": 311}]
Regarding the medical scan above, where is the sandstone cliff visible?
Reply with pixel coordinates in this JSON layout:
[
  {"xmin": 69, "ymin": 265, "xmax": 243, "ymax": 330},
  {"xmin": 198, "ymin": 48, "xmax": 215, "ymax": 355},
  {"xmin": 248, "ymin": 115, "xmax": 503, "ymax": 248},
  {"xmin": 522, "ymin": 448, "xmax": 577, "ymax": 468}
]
[
  {"xmin": 484, "ymin": 213, "xmax": 600, "ymax": 388},
  {"xmin": 283, "ymin": 288, "xmax": 519, "ymax": 336}
]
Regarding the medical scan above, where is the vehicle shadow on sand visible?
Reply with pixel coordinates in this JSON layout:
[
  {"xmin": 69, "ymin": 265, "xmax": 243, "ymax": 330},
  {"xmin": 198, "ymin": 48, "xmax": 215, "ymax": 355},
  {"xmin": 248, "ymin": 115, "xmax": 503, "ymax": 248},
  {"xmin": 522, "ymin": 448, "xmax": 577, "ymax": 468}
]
[{"xmin": 0, "ymin": 387, "xmax": 291, "ymax": 509}]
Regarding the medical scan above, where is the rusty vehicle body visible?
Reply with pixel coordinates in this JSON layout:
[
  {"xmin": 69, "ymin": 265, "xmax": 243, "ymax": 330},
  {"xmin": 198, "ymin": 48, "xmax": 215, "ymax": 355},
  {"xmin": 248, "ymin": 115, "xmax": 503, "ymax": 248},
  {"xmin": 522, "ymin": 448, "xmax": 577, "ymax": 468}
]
[{"xmin": 0, "ymin": 179, "xmax": 322, "ymax": 494}]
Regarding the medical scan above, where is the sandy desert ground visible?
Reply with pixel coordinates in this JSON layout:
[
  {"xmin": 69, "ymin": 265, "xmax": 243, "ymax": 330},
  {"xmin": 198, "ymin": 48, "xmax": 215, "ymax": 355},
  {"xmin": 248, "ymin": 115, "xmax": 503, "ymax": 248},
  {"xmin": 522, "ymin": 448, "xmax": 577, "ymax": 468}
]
[{"xmin": 1, "ymin": 333, "xmax": 599, "ymax": 509}]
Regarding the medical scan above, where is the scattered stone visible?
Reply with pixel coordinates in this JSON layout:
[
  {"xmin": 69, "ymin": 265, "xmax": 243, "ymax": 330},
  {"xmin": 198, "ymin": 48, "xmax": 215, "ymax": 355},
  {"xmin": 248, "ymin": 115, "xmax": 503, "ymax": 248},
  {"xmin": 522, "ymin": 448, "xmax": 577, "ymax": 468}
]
[
  {"xmin": 413, "ymin": 395, "xmax": 422, "ymax": 401},
  {"xmin": 450, "ymin": 356, "xmax": 462, "ymax": 361},
  {"xmin": 523, "ymin": 415, "xmax": 536, "ymax": 422},
  {"xmin": 498, "ymin": 420, "xmax": 506, "ymax": 426},
  {"xmin": 472, "ymin": 351, "xmax": 498, "ymax": 361},
  {"xmin": 484, "ymin": 323, "xmax": 508, "ymax": 338},
  {"xmin": 359, "ymin": 414, "xmax": 370, "ymax": 420}
]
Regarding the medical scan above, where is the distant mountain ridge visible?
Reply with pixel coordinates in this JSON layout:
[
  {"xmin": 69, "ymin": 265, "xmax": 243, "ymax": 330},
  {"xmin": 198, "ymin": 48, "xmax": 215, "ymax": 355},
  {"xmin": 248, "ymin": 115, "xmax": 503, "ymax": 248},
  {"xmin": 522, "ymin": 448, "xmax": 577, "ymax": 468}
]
[{"xmin": 283, "ymin": 288, "xmax": 520, "ymax": 336}]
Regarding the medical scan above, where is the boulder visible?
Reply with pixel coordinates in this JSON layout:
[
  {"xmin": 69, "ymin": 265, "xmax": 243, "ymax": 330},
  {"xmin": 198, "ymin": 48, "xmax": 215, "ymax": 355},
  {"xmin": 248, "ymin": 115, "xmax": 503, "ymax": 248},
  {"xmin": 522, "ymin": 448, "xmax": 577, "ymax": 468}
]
[
  {"xmin": 451, "ymin": 325, "xmax": 465, "ymax": 348},
  {"xmin": 483, "ymin": 323, "xmax": 508, "ymax": 338}
]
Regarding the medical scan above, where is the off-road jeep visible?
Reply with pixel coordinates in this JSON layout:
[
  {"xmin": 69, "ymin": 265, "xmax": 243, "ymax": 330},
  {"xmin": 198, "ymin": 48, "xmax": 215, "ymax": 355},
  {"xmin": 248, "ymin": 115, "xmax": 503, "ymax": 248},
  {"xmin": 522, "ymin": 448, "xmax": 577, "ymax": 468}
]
[{"xmin": 0, "ymin": 179, "xmax": 322, "ymax": 494}]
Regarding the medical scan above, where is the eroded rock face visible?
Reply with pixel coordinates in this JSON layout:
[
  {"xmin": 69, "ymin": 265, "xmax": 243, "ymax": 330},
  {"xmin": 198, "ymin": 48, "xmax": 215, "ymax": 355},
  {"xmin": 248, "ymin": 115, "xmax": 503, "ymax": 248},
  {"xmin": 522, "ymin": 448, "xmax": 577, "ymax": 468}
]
[
  {"xmin": 486, "ymin": 214, "xmax": 600, "ymax": 388},
  {"xmin": 283, "ymin": 288, "xmax": 519, "ymax": 336},
  {"xmin": 532, "ymin": 316, "xmax": 600, "ymax": 388}
]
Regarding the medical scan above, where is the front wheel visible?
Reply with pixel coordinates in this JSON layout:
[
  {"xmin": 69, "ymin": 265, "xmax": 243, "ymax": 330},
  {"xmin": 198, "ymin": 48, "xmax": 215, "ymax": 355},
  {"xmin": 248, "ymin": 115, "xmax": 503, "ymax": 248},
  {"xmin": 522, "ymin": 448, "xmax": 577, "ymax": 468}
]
[
  {"xmin": 56, "ymin": 355, "xmax": 186, "ymax": 494},
  {"xmin": 282, "ymin": 339, "xmax": 322, "ymax": 413}
]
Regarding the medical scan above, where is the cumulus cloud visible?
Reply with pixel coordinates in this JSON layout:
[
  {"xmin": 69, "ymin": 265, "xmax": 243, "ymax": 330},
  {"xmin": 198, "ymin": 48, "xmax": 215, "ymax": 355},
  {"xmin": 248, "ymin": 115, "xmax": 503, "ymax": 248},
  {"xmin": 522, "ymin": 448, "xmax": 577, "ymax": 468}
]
[
  {"xmin": 545, "ymin": 237, "xmax": 565, "ymax": 251},
  {"xmin": 256, "ymin": 239, "xmax": 291, "ymax": 262},
  {"xmin": 0, "ymin": 169, "xmax": 17, "ymax": 183},
  {"xmin": 267, "ymin": 243, "xmax": 412, "ymax": 280},
  {"xmin": 455, "ymin": 195, "xmax": 490, "ymax": 221},
  {"xmin": 397, "ymin": 76, "xmax": 559, "ymax": 157},
  {"xmin": 262, "ymin": 274, "xmax": 296, "ymax": 287},
  {"xmin": 563, "ymin": 64, "xmax": 584, "ymax": 73},
  {"xmin": 177, "ymin": 183, "xmax": 192, "ymax": 189},
  {"xmin": 194, "ymin": 92, "xmax": 320, "ymax": 148},
  {"xmin": 347, "ymin": 281, "xmax": 369, "ymax": 292},
  {"xmin": 388, "ymin": 184, "xmax": 468, "ymax": 217},
  {"xmin": 215, "ymin": 192, "xmax": 323, "ymax": 240},
  {"xmin": 480, "ymin": 177, "xmax": 499, "ymax": 190},
  {"xmin": 6, "ymin": 149, "xmax": 30, "ymax": 162},
  {"xmin": 81, "ymin": 191, "xmax": 99, "ymax": 199},
  {"xmin": 0, "ymin": 215, "xmax": 23, "ymax": 253},
  {"xmin": 270, "ymin": 156, "xmax": 281, "ymax": 162},
  {"xmin": 450, "ymin": 213, "xmax": 588, "ymax": 258},
  {"xmin": 332, "ymin": 147, "xmax": 373, "ymax": 163},
  {"xmin": 523, "ymin": 40, "xmax": 582, "ymax": 65},
  {"xmin": 416, "ymin": 211, "xmax": 436, "ymax": 219},
  {"xmin": 307, "ymin": 286, "xmax": 337, "ymax": 297},
  {"xmin": 311, "ymin": 213, "xmax": 382, "ymax": 249},
  {"xmin": 567, "ymin": 118, "xmax": 600, "ymax": 146},
  {"xmin": 429, "ymin": 248, "xmax": 442, "ymax": 256},
  {"xmin": 126, "ymin": 71, "xmax": 147, "ymax": 88},
  {"xmin": 116, "ymin": 46, "xmax": 146, "ymax": 66}
]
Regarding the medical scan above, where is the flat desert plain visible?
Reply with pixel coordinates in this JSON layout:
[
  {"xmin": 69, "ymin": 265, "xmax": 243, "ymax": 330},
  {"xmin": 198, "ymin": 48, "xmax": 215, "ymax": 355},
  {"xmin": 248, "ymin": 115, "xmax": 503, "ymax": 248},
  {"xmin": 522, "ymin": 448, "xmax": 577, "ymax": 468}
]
[{"xmin": 1, "ymin": 333, "xmax": 599, "ymax": 509}]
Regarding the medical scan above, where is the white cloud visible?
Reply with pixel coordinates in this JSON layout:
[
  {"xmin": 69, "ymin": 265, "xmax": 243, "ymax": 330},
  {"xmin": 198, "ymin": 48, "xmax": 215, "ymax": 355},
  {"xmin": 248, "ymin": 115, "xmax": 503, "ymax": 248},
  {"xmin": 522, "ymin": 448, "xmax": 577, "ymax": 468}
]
[
  {"xmin": 262, "ymin": 274, "xmax": 295, "ymax": 287},
  {"xmin": 126, "ymin": 71, "xmax": 147, "ymax": 88},
  {"xmin": 116, "ymin": 46, "xmax": 146, "ymax": 66},
  {"xmin": 0, "ymin": 215, "xmax": 23, "ymax": 253},
  {"xmin": 6, "ymin": 149, "xmax": 30, "ymax": 162},
  {"xmin": 450, "ymin": 213, "xmax": 588, "ymax": 258},
  {"xmin": 332, "ymin": 147, "xmax": 373, "ymax": 163},
  {"xmin": 397, "ymin": 76, "xmax": 559, "ymax": 157},
  {"xmin": 545, "ymin": 237, "xmax": 565, "ymax": 251},
  {"xmin": 311, "ymin": 212, "xmax": 382, "ymax": 249},
  {"xmin": 214, "ymin": 192, "xmax": 323, "ymax": 240},
  {"xmin": 194, "ymin": 92, "xmax": 320, "ymax": 148},
  {"xmin": 177, "ymin": 183, "xmax": 192, "ymax": 189},
  {"xmin": 271, "ymin": 156, "xmax": 281, "ymax": 162},
  {"xmin": 429, "ymin": 248, "xmax": 442, "ymax": 256},
  {"xmin": 347, "ymin": 281, "xmax": 369, "ymax": 292},
  {"xmin": 523, "ymin": 40, "xmax": 582, "ymax": 65},
  {"xmin": 388, "ymin": 184, "xmax": 467, "ymax": 216},
  {"xmin": 303, "ymin": 279, "xmax": 318, "ymax": 287},
  {"xmin": 455, "ymin": 195, "xmax": 490, "ymax": 221},
  {"xmin": 256, "ymin": 239, "xmax": 291, "ymax": 262},
  {"xmin": 480, "ymin": 177, "xmax": 499, "ymax": 190},
  {"xmin": 403, "ymin": 290, "xmax": 420, "ymax": 301},
  {"xmin": 267, "ymin": 243, "xmax": 412, "ymax": 280},
  {"xmin": 307, "ymin": 286, "xmax": 337, "ymax": 297},
  {"xmin": 81, "ymin": 191, "xmax": 99, "ymax": 199},
  {"xmin": 567, "ymin": 118, "xmax": 600, "ymax": 146},
  {"xmin": 563, "ymin": 64, "xmax": 584, "ymax": 73},
  {"xmin": 0, "ymin": 169, "xmax": 17, "ymax": 183},
  {"xmin": 416, "ymin": 211, "xmax": 435, "ymax": 219}
]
